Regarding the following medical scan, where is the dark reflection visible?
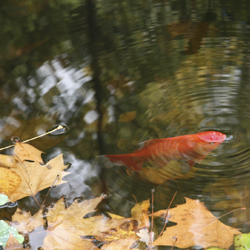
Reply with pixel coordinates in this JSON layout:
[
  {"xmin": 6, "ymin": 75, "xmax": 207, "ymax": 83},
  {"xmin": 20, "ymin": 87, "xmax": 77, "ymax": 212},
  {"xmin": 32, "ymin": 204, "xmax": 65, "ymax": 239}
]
[{"xmin": 1, "ymin": 0, "xmax": 250, "ymax": 248}]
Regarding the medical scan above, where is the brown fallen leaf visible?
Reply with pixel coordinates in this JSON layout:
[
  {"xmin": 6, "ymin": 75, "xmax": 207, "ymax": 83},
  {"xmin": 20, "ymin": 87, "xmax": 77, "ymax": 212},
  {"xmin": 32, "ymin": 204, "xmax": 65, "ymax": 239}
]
[
  {"xmin": 5, "ymin": 233, "xmax": 26, "ymax": 250},
  {"xmin": 14, "ymin": 142, "xmax": 44, "ymax": 164},
  {"xmin": 102, "ymin": 238, "xmax": 139, "ymax": 250},
  {"xmin": 119, "ymin": 111, "xmax": 137, "ymax": 122},
  {"xmin": 11, "ymin": 208, "xmax": 44, "ymax": 234},
  {"xmin": 152, "ymin": 197, "xmax": 241, "ymax": 249},
  {"xmin": 97, "ymin": 201, "xmax": 151, "ymax": 246},
  {"xmin": 43, "ymin": 195, "xmax": 130, "ymax": 250},
  {"xmin": 8, "ymin": 154, "xmax": 69, "ymax": 202},
  {"xmin": 97, "ymin": 219, "xmax": 138, "ymax": 243}
]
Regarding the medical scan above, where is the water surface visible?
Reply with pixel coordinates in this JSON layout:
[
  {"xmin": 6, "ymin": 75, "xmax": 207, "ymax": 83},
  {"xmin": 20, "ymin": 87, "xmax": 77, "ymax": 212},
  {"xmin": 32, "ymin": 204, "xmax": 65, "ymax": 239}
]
[{"xmin": 1, "ymin": 0, "xmax": 250, "ymax": 248}]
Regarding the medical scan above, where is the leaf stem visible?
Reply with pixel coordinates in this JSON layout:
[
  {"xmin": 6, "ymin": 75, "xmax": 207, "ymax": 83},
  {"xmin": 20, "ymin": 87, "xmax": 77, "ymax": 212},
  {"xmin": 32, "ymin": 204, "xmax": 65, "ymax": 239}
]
[{"xmin": 0, "ymin": 125, "xmax": 64, "ymax": 151}]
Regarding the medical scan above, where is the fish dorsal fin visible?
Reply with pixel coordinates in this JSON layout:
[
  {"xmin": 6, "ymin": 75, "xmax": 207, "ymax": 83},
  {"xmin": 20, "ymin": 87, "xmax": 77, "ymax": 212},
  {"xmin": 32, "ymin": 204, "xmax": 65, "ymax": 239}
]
[{"xmin": 136, "ymin": 138, "xmax": 166, "ymax": 150}]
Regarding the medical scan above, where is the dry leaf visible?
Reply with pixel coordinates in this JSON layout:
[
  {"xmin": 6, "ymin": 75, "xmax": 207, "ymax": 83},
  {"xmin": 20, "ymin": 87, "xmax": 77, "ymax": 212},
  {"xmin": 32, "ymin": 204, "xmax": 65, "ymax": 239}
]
[
  {"xmin": 102, "ymin": 238, "xmax": 139, "ymax": 250},
  {"xmin": 97, "ymin": 220, "xmax": 138, "ymax": 243},
  {"xmin": 5, "ymin": 233, "xmax": 25, "ymax": 250},
  {"xmin": 43, "ymin": 195, "xmax": 129, "ymax": 250},
  {"xmin": 44, "ymin": 234, "xmax": 99, "ymax": 250},
  {"xmin": 11, "ymin": 208, "xmax": 44, "ymax": 234},
  {"xmin": 152, "ymin": 197, "xmax": 241, "ymax": 249},
  {"xmin": 14, "ymin": 142, "xmax": 44, "ymax": 164},
  {"xmin": 131, "ymin": 199, "xmax": 150, "ymax": 229},
  {"xmin": 8, "ymin": 154, "xmax": 69, "ymax": 202},
  {"xmin": 119, "ymin": 111, "xmax": 136, "ymax": 122},
  {"xmin": 0, "ymin": 168, "xmax": 21, "ymax": 195}
]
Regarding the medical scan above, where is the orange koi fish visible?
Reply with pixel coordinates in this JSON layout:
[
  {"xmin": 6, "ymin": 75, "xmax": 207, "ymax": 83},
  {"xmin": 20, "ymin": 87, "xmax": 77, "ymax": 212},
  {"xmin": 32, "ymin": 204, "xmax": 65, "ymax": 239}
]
[{"xmin": 103, "ymin": 131, "xmax": 226, "ymax": 171}]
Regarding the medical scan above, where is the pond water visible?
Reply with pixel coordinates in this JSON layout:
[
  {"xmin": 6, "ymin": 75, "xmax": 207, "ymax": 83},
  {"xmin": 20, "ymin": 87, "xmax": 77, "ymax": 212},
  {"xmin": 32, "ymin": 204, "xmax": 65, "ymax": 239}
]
[{"xmin": 1, "ymin": 0, "xmax": 250, "ymax": 249}]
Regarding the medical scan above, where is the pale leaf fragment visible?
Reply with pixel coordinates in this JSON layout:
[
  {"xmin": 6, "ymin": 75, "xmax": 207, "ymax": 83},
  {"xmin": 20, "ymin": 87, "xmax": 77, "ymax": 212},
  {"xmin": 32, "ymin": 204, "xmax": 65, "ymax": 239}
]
[{"xmin": 136, "ymin": 228, "xmax": 154, "ymax": 245}]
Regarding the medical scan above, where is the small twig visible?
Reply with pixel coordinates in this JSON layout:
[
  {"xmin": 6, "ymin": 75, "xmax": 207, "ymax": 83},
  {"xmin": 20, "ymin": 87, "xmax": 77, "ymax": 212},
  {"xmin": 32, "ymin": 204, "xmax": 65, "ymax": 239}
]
[
  {"xmin": 150, "ymin": 188, "xmax": 155, "ymax": 249},
  {"xmin": 158, "ymin": 191, "xmax": 177, "ymax": 239},
  {"xmin": 217, "ymin": 207, "xmax": 246, "ymax": 220},
  {"xmin": 131, "ymin": 194, "xmax": 138, "ymax": 204},
  {"xmin": 0, "ymin": 125, "xmax": 64, "ymax": 151},
  {"xmin": 27, "ymin": 175, "xmax": 60, "ymax": 225},
  {"xmin": 14, "ymin": 154, "xmax": 40, "ymax": 206},
  {"xmin": 170, "ymin": 236, "xmax": 178, "ymax": 250}
]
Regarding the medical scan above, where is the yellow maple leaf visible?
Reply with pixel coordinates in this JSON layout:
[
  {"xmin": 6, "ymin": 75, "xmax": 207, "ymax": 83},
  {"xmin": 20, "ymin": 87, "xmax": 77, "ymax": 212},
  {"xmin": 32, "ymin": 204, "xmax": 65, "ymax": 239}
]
[
  {"xmin": 11, "ymin": 208, "xmax": 44, "ymax": 234},
  {"xmin": 8, "ymin": 154, "xmax": 69, "ymax": 202},
  {"xmin": 43, "ymin": 195, "xmax": 130, "ymax": 250},
  {"xmin": 152, "ymin": 197, "xmax": 241, "ymax": 249}
]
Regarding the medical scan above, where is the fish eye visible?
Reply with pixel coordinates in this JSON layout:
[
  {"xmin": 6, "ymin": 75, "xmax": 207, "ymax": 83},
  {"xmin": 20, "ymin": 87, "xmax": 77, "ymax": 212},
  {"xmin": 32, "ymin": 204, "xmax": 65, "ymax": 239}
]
[{"xmin": 210, "ymin": 142, "xmax": 214, "ymax": 144}]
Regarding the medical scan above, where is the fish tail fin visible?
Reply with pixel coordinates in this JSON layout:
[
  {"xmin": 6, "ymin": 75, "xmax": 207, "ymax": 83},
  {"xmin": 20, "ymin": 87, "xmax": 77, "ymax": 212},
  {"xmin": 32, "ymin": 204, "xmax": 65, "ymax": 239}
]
[{"xmin": 103, "ymin": 154, "xmax": 143, "ymax": 171}]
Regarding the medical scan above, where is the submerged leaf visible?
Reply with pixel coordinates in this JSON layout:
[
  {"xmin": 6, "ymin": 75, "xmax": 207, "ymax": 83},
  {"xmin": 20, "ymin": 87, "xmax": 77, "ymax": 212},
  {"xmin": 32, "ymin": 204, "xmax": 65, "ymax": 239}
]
[
  {"xmin": 119, "ymin": 111, "xmax": 136, "ymax": 122},
  {"xmin": 134, "ymin": 160, "xmax": 197, "ymax": 184}
]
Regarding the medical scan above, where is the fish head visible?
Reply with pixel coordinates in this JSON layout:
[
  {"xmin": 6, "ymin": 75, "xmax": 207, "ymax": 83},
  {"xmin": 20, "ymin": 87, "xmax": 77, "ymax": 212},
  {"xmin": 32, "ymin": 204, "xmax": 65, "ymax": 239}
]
[{"xmin": 195, "ymin": 131, "xmax": 226, "ymax": 152}]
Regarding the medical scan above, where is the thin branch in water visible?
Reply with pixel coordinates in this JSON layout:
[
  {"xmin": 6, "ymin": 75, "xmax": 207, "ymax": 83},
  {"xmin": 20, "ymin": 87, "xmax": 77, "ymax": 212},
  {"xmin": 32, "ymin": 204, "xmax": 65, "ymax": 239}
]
[
  {"xmin": 150, "ymin": 188, "xmax": 155, "ymax": 249},
  {"xmin": 0, "ymin": 125, "xmax": 64, "ymax": 151},
  {"xmin": 157, "ymin": 191, "xmax": 177, "ymax": 239}
]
